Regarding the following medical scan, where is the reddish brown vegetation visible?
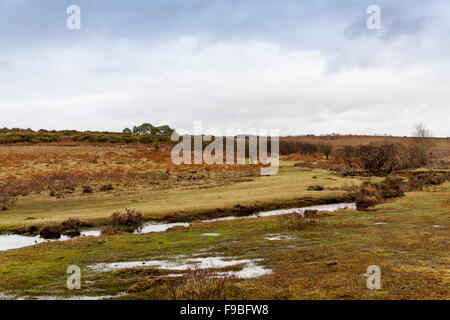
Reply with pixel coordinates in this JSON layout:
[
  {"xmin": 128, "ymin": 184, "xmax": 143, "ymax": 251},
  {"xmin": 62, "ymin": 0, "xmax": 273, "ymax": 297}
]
[{"xmin": 353, "ymin": 171, "xmax": 450, "ymax": 209}]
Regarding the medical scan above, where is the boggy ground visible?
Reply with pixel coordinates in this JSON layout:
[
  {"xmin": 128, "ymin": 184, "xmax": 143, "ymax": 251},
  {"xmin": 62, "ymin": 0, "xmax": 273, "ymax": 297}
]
[
  {"xmin": 0, "ymin": 183, "xmax": 448, "ymax": 300},
  {"xmin": 0, "ymin": 147, "xmax": 364, "ymax": 233},
  {"xmin": 0, "ymin": 141, "xmax": 448, "ymax": 299}
]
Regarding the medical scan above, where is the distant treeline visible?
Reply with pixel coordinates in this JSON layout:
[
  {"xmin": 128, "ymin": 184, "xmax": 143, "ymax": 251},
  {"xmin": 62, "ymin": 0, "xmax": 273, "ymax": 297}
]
[{"xmin": 0, "ymin": 124, "xmax": 175, "ymax": 144}]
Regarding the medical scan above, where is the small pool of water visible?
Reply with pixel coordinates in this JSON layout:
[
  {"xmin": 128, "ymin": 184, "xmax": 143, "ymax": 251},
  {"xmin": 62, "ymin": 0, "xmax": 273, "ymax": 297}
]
[
  {"xmin": 0, "ymin": 292, "xmax": 126, "ymax": 301},
  {"xmin": 0, "ymin": 230, "xmax": 101, "ymax": 251},
  {"xmin": 0, "ymin": 203, "xmax": 355, "ymax": 252},
  {"xmin": 88, "ymin": 256, "xmax": 272, "ymax": 279}
]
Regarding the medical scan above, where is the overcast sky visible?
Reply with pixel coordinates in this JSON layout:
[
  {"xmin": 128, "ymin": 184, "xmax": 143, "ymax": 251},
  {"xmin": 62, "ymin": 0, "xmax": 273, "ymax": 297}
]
[{"xmin": 1, "ymin": 0, "xmax": 449, "ymax": 136}]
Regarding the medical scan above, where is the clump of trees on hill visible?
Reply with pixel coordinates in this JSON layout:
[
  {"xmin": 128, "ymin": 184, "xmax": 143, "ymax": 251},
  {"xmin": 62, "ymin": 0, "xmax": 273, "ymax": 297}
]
[
  {"xmin": 123, "ymin": 123, "xmax": 174, "ymax": 136},
  {"xmin": 73, "ymin": 123, "xmax": 175, "ymax": 144}
]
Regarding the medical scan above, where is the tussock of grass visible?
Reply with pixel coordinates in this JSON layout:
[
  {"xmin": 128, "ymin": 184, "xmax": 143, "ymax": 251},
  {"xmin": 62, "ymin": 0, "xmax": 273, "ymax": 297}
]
[
  {"xmin": 167, "ymin": 266, "xmax": 234, "ymax": 300},
  {"xmin": 277, "ymin": 210, "xmax": 318, "ymax": 230},
  {"xmin": 101, "ymin": 209, "xmax": 144, "ymax": 235}
]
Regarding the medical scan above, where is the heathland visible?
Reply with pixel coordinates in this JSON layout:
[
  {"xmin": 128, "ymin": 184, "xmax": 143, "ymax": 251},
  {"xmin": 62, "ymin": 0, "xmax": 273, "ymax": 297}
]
[{"xmin": 0, "ymin": 128, "xmax": 448, "ymax": 299}]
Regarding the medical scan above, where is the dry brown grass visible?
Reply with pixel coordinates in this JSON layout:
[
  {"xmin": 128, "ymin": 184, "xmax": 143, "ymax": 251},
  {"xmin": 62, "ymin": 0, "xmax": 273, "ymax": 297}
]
[
  {"xmin": 167, "ymin": 266, "xmax": 234, "ymax": 300},
  {"xmin": 281, "ymin": 136, "xmax": 450, "ymax": 170},
  {"xmin": 101, "ymin": 209, "xmax": 145, "ymax": 234},
  {"xmin": 277, "ymin": 210, "xmax": 319, "ymax": 230}
]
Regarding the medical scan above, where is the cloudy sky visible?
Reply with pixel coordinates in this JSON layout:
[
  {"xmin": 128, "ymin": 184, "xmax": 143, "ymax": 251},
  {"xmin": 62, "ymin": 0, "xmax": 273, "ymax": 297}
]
[{"xmin": 1, "ymin": 0, "xmax": 449, "ymax": 136}]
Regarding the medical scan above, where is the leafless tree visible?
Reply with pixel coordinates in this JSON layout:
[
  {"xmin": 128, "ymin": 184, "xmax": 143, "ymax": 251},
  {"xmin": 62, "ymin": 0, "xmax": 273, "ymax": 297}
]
[{"xmin": 412, "ymin": 123, "xmax": 432, "ymax": 166}]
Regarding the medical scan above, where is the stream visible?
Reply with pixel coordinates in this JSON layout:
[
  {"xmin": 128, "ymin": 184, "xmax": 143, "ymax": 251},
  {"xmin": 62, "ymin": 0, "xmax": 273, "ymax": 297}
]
[{"xmin": 0, "ymin": 202, "xmax": 356, "ymax": 252}]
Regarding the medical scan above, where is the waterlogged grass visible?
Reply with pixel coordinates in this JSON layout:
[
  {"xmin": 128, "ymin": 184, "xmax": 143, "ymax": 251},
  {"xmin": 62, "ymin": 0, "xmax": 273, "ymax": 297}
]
[
  {"xmin": 0, "ymin": 184, "xmax": 448, "ymax": 300},
  {"xmin": 0, "ymin": 163, "xmax": 362, "ymax": 232}
]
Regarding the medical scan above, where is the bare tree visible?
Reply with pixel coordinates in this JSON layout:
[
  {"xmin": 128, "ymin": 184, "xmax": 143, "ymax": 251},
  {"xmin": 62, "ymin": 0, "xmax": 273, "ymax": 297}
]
[
  {"xmin": 319, "ymin": 143, "xmax": 333, "ymax": 160},
  {"xmin": 412, "ymin": 123, "xmax": 432, "ymax": 166},
  {"xmin": 415, "ymin": 123, "xmax": 431, "ymax": 139}
]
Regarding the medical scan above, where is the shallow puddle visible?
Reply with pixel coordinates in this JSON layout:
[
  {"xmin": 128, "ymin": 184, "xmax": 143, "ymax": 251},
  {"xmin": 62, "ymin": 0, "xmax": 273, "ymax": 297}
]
[
  {"xmin": 0, "ymin": 230, "xmax": 100, "ymax": 251},
  {"xmin": 135, "ymin": 222, "xmax": 190, "ymax": 234},
  {"xmin": 0, "ymin": 202, "xmax": 355, "ymax": 251},
  {"xmin": 1, "ymin": 293, "xmax": 126, "ymax": 301},
  {"xmin": 88, "ymin": 256, "xmax": 272, "ymax": 279},
  {"xmin": 265, "ymin": 234, "xmax": 296, "ymax": 241}
]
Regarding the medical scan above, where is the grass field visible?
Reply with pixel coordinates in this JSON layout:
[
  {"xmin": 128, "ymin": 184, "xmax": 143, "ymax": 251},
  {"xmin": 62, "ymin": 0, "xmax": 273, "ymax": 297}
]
[
  {"xmin": 0, "ymin": 139, "xmax": 448, "ymax": 300},
  {"xmin": 0, "ymin": 162, "xmax": 363, "ymax": 232},
  {"xmin": 0, "ymin": 183, "xmax": 448, "ymax": 299}
]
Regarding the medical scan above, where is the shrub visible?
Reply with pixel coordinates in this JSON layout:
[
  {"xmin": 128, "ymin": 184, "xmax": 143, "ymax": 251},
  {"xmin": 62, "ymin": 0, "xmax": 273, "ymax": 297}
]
[
  {"xmin": 101, "ymin": 224, "xmax": 124, "ymax": 236},
  {"xmin": 110, "ymin": 209, "xmax": 144, "ymax": 227},
  {"xmin": 406, "ymin": 171, "xmax": 449, "ymax": 191},
  {"xmin": 303, "ymin": 210, "xmax": 319, "ymax": 223},
  {"xmin": 127, "ymin": 277, "xmax": 165, "ymax": 293},
  {"xmin": 354, "ymin": 181, "xmax": 382, "ymax": 210},
  {"xmin": 0, "ymin": 193, "xmax": 16, "ymax": 211},
  {"xmin": 122, "ymin": 134, "xmax": 139, "ymax": 144},
  {"xmin": 379, "ymin": 177, "xmax": 405, "ymax": 199},
  {"xmin": 99, "ymin": 184, "xmax": 114, "ymax": 191},
  {"xmin": 319, "ymin": 143, "xmax": 333, "ymax": 160},
  {"xmin": 82, "ymin": 186, "xmax": 93, "ymax": 194},
  {"xmin": 39, "ymin": 225, "xmax": 63, "ymax": 239},
  {"xmin": 138, "ymin": 134, "xmax": 154, "ymax": 144},
  {"xmin": 277, "ymin": 210, "xmax": 318, "ymax": 230},
  {"xmin": 102, "ymin": 209, "xmax": 145, "ymax": 234},
  {"xmin": 0, "ymin": 131, "xmax": 60, "ymax": 144},
  {"xmin": 335, "ymin": 143, "xmax": 417, "ymax": 175},
  {"xmin": 279, "ymin": 141, "xmax": 319, "ymax": 155},
  {"xmin": 153, "ymin": 140, "xmax": 161, "ymax": 152},
  {"xmin": 168, "ymin": 266, "xmax": 233, "ymax": 300},
  {"xmin": 61, "ymin": 217, "xmax": 82, "ymax": 237}
]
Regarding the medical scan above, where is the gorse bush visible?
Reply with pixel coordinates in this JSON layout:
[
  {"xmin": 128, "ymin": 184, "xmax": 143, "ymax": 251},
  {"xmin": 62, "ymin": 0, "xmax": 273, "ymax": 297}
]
[
  {"xmin": 72, "ymin": 132, "xmax": 124, "ymax": 143},
  {"xmin": 72, "ymin": 132, "xmax": 172, "ymax": 144},
  {"xmin": 0, "ymin": 124, "xmax": 175, "ymax": 145},
  {"xmin": 279, "ymin": 141, "xmax": 319, "ymax": 155},
  {"xmin": 0, "ymin": 131, "xmax": 60, "ymax": 144}
]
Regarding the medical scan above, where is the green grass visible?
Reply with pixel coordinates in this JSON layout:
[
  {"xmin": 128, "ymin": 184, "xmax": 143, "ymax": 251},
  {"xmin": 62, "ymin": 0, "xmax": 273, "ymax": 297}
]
[{"xmin": 0, "ymin": 183, "xmax": 448, "ymax": 300}]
